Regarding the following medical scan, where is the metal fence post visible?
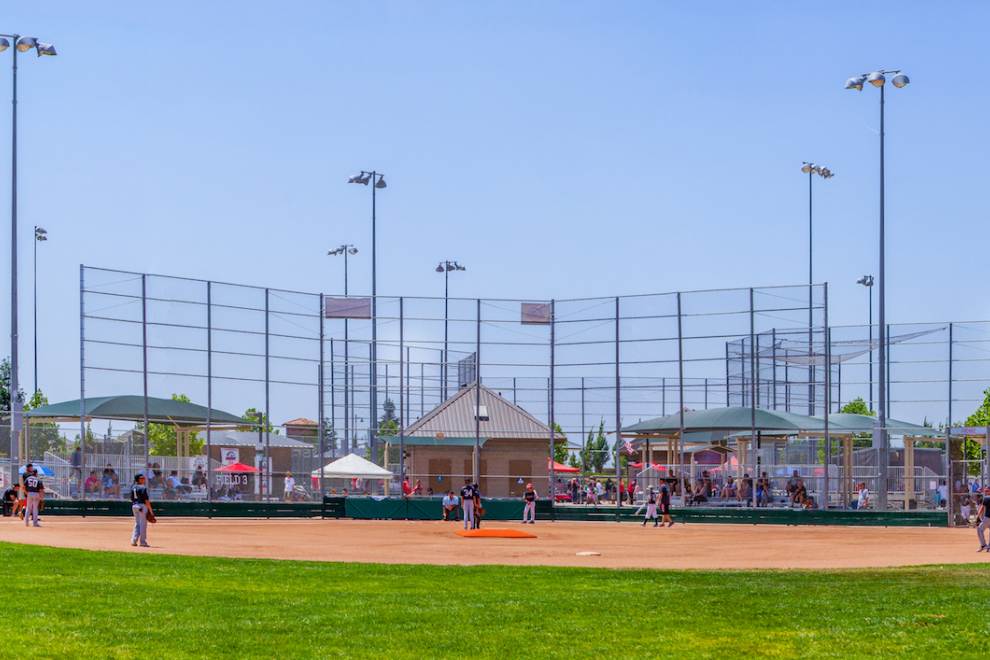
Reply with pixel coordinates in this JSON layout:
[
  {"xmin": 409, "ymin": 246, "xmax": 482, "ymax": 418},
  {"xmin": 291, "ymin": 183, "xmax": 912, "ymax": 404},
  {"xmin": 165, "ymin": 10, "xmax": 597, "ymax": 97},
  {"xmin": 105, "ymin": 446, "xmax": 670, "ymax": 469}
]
[
  {"xmin": 78, "ymin": 265, "xmax": 86, "ymax": 508},
  {"xmin": 141, "ymin": 274, "xmax": 150, "ymax": 486},
  {"xmin": 614, "ymin": 296, "xmax": 622, "ymax": 516},
  {"xmin": 677, "ymin": 292, "xmax": 687, "ymax": 503},
  {"xmin": 749, "ymin": 288, "xmax": 757, "ymax": 507},
  {"xmin": 264, "ymin": 288, "xmax": 270, "ymax": 501},
  {"xmin": 549, "ymin": 299, "xmax": 556, "ymax": 506},
  {"xmin": 945, "ymin": 322, "xmax": 953, "ymax": 525},
  {"xmin": 206, "ymin": 281, "xmax": 213, "ymax": 512},
  {"xmin": 823, "ymin": 283, "xmax": 831, "ymax": 510},
  {"xmin": 399, "ymin": 297, "xmax": 405, "ymax": 480},
  {"xmin": 473, "ymin": 299, "xmax": 481, "ymax": 485}
]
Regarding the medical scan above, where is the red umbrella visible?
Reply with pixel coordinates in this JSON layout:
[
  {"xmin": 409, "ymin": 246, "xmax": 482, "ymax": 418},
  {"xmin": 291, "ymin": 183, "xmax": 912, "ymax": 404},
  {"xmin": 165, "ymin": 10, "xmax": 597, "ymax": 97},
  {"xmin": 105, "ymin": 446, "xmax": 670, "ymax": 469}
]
[{"xmin": 218, "ymin": 462, "xmax": 260, "ymax": 473}]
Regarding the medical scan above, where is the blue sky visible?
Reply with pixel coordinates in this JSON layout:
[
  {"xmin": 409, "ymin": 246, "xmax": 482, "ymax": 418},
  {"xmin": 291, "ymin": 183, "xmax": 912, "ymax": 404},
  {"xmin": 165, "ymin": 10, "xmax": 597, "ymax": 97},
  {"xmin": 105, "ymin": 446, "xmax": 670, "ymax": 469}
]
[{"xmin": 2, "ymin": 1, "xmax": 989, "ymax": 407}]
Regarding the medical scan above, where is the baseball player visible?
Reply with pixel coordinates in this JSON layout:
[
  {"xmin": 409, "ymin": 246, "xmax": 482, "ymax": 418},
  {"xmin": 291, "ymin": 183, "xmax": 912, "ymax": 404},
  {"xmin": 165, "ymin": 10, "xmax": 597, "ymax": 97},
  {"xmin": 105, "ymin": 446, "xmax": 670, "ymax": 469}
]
[
  {"xmin": 522, "ymin": 483, "xmax": 538, "ymax": 524},
  {"xmin": 130, "ymin": 474, "xmax": 155, "ymax": 547},
  {"xmin": 977, "ymin": 487, "xmax": 990, "ymax": 552},
  {"xmin": 659, "ymin": 481, "xmax": 674, "ymax": 527},
  {"xmin": 459, "ymin": 479, "xmax": 475, "ymax": 530},
  {"xmin": 642, "ymin": 488, "xmax": 659, "ymax": 527},
  {"xmin": 23, "ymin": 468, "xmax": 44, "ymax": 527}
]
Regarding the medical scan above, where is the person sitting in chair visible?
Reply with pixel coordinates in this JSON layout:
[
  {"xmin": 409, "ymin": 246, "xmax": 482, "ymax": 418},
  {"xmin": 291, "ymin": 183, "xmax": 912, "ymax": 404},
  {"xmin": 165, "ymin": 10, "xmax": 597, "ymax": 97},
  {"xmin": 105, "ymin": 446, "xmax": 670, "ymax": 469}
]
[{"xmin": 441, "ymin": 491, "xmax": 460, "ymax": 521}]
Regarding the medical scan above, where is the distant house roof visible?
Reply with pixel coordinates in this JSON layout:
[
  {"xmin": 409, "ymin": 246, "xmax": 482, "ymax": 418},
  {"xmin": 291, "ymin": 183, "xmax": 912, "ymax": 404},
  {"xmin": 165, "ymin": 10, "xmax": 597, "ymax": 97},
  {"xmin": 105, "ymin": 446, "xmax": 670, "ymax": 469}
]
[
  {"xmin": 206, "ymin": 430, "xmax": 313, "ymax": 449},
  {"xmin": 283, "ymin": 417, "xmax": 318, "ymax": 427},
  {"xmin": 403, "ymin": 383, "xmax": 553, "ymax": 441}
]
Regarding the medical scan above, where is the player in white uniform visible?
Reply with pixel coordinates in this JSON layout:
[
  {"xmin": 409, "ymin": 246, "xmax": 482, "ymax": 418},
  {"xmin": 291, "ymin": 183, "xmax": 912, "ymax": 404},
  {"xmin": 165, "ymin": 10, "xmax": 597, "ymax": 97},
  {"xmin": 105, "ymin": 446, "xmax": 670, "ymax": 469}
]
[{"xmin": 642, "ymin": 488, "xmax": 659, "ymax": 527}]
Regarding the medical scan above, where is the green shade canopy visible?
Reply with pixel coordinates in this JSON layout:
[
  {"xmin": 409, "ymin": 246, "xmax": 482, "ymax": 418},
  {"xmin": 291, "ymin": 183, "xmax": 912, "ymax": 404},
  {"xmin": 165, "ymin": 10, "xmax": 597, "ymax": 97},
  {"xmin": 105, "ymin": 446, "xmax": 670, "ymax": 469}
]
[
  {"xmin": 623, "ymin": 407, "xmax": 824, "ymax": 434},
  {"xmin": 26, "ymin": 395, "xmax": 244, "ymax": 426},
  {"xmin": 815, "ymin": 413, "xmax": 937, "ymax": 436}
]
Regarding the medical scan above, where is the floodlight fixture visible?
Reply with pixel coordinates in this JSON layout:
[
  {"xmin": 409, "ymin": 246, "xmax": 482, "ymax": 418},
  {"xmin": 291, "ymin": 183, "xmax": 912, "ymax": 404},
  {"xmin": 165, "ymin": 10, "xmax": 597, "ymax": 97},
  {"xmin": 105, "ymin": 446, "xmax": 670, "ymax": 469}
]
[{"xmin": 15, "ymin": 36, "xmax": 36, "ymax": 52}]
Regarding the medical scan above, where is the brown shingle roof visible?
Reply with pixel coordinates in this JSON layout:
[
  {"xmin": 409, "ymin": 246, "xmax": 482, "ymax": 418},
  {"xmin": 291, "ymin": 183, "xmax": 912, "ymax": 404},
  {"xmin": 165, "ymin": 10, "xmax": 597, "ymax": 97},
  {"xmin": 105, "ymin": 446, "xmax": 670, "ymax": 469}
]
[
  {"xmin": 283, "ymin": 417, "xmax": 318, "ymax": 427},
  {"xmin": 403, "ymin": 383, "xmax": 551, "ymax": 440}
]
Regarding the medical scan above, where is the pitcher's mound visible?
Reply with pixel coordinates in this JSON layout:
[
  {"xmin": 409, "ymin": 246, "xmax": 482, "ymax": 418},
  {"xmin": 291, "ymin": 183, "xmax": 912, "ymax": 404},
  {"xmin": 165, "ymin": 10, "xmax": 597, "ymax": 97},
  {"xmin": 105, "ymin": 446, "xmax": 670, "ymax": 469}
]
[{"xmin": 456, "ymin": 528, "xmax": 537, "ymax": 539}]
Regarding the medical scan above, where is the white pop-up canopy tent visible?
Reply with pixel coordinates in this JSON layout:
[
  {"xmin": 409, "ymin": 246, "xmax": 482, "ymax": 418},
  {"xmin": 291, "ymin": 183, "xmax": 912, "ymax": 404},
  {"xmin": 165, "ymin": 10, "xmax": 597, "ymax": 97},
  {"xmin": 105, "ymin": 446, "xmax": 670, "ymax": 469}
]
[{"xmin": 312, "ymin": 453, "xmax": 394, "ymax": 480}]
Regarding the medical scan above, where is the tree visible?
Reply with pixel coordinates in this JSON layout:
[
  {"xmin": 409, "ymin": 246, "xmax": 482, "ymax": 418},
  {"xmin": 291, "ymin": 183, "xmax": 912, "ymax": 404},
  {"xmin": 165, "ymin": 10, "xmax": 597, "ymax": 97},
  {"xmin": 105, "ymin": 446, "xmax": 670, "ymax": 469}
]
[
  {"xmin": 840, "ymin": 397, "xmax": 874, "ymax": 416},
  {"xmin": 24, "ymin": 389, "xmax": 66, "ymax": 456},
  {"xmin": 567, "ymin": 452, "xmax": 581, "ymax": 469},
  {"xmin": 580, "ymin": 420, "xmax": 609, "ymax": 473},
  {"xmin": 241, "ymin": 407, "xmax": 278, "ymax": 434},
  {"xmin": 550, "ymin": 422, "xmax": 570, "ymax": 464},
  {"xmin": 136, "ymin": 394, "xmax": 204, "ymax": 456},
  {"xmin": 960, "ymin": 387, "xmax": 990, "ymax": 475},
  {"xmin": 378, "ymin": 398, "xmax": 399, "ymax": 437},
  {"xmin": 1, "ymin": 356, "xmax": 25, "ymax": 414}
]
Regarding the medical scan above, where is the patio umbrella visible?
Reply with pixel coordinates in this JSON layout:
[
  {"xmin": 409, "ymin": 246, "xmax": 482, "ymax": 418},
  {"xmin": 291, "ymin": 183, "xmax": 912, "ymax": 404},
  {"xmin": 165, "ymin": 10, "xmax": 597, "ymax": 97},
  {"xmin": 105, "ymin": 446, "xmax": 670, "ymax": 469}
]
[{"xmin": 217, "ymin": 462, "xmax": 260, "ymax": 473}]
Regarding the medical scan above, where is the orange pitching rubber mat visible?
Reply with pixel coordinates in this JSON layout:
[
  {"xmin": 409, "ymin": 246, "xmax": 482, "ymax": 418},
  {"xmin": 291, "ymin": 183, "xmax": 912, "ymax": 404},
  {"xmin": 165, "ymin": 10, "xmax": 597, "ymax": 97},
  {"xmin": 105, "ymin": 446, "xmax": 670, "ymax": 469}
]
[{"xmin": 455, "ymin": 528, "xmax": 537, "ymax": 539}]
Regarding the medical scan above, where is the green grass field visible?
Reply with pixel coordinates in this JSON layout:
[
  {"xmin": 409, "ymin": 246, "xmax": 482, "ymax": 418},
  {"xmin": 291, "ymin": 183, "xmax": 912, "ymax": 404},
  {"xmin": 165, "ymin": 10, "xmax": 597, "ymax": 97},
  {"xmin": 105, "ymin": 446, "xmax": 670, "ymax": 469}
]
[{"xmin": 2, "ymin": 542, "xmax": 988, "ymax": 658}]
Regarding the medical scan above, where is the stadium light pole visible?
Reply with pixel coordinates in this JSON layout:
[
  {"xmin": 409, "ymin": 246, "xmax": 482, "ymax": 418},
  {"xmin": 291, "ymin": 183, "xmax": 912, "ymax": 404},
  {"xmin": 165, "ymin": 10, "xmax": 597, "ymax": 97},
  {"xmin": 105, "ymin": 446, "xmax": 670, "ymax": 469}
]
[
  {"xmin": 857, "ymin": 274, "xmax": 875, "ymax": 411},
  {"xmin": 845, "ymin": 69, "xmax": 910, "ymax": 510},
  {"xmin": 33, "ymin": 225, "xmax": 46, "ymax": 395},
  {"xmin": 0, "ymin": 34, "xmax": 56, "ymax": 488},
  {"xmin": 800, "ymin": 162, "xmax": 834, "ymax": 416},
  {"xmin": 328, "ymin": 244, "xmax": 358, "ymax": 455},
  {"xmin": 347, "ymin": 171, "xmax": 386, "ymax": 463},
  {"xmin": 435, "ymin": 260, "xmax": 466, "ymax": 401}
]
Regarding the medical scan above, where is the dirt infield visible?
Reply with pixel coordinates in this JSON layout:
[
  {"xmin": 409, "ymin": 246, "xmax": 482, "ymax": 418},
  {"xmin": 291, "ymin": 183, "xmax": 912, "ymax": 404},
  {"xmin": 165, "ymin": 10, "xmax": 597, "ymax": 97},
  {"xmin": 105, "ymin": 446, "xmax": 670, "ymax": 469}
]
[{"xmin": 1, "ymin": 516, "xmax": 984, "ymax": 569}]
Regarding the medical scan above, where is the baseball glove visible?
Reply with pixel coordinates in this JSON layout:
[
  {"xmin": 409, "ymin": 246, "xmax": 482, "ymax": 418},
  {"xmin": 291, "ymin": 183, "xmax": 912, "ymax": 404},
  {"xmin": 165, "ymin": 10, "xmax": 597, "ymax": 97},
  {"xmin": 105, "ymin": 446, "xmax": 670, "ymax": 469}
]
[{"xmin": 146, "ymin": 510, "xmax": 157, "ymax": 524}]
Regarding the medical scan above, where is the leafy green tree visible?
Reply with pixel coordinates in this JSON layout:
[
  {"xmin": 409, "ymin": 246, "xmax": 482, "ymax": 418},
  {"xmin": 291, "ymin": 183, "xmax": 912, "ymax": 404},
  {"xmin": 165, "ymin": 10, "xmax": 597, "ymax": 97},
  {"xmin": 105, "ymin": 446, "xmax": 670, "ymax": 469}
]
[
  {"xmin": 24, "ymin": 389, "xmax": 66, "ymax": 456},
  {"xmin": 378, "ymin": 398, "xmax": 399, "ymax": 437},
  {"xmin": 134, "ymin": 394, "xmax": 203, "ymax": 456},
  {"xmin": 840, "ymin": 397, "xmax": 874, "ymax": 416},
  {"xmin": 960, "ymin": 388, "xmax": 990, "ymax": 475},
  {"xmin": 567, "ymin": 452, "xmax": 581, "ymax": 469},
  {"xmin": 581, "ymin": 420, "xmax": 609, "ymax": 473},
  {"xmin": 1, "ymin": 356, "xmax": 25, "ymax": 413},
  {"xmin": 550, "ymin": 422, "xmax": 570, "ymax": 464},
  {"xmin": 241, "ymin": 407, "xmax": 278, "ymax": 434}
]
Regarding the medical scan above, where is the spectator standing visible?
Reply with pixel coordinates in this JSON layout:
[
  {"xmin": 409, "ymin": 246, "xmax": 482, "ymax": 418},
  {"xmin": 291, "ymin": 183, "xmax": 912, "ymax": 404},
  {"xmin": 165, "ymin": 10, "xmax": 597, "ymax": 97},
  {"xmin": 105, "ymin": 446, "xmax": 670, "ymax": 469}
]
[
  {"xmin": 283, "ymin": 472, "xmax": 296, "ymax": 501},
  {"xmin": 70, "ymin": 446, "xmax": 83, "ymax": 483},
  {"xmin": 401, "ymin": 477, "xmax": 413, "ymax": 499},
  {"xmin": 628, "ymin": 479, "xmax": 637, "ymax": 505}
]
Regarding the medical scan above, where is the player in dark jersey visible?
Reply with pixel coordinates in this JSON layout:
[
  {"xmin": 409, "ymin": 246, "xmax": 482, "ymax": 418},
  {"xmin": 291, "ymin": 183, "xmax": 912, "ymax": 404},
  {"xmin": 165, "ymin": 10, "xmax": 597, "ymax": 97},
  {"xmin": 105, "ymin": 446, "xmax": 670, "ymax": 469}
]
[
  {"xmin": 977, "ymin": 487, "xmax": 990, "ymax": 552},
  {"xmin": 659, "ymin": 481, "xmax": 674, "ymax": 527},
  {"xmin": 522, "ymin": 482, "xmax": 538, "ymax": 524},
  {"xmin": 130, "ymin": 474, "xmax": 155, "ymax": 547},
  {"xmin": 23, "ymin": 468, "xmax": 44, "ymax": 527},
  {"xmin": 459, "ymin": 479, "xmax": 475, "ymax": 530}
]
